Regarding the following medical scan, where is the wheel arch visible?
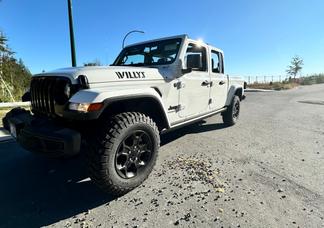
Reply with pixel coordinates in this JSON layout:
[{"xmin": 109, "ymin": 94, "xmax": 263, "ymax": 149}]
[
  {"xmin": 100, "ymin": 95, "xmax": 170, "ymax": 131},
  {"xmin": 225, "ymin": 85, "xmax": 243, "ymax": 106}
]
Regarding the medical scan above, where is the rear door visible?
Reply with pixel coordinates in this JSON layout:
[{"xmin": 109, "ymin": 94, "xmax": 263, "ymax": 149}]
[
  {"xmin": 209, "ymin": 50, "xmax": 227, "ymax": 110},
  {"xmin": 178, "ymin": 42, "xmax": 211, "ymax": 118}
]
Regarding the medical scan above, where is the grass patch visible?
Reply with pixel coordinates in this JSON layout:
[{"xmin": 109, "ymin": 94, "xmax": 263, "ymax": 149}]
[
  {"xmin": 248, "ymin": 74, "xmax": 324, "ymax": 91},
  {"xmin": 248, "ymin": 82, "xmax": 299, "ymax": 90},
  {"xmin": 300, "ymin": 74, "xmax": 324, "ymax": 85}
]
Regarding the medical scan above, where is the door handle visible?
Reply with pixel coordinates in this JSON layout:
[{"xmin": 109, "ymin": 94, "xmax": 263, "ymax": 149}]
[
  {"xmin": 201, "ymin": 80, "xmax": 210, "ymax": 86},
  {"xmin": 219, "ymin": 80, "xmax": 226, "ymax": 85}
]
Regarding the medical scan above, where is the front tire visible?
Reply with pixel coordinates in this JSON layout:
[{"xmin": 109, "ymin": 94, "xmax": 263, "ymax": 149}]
[
  {"xmin": 87, "ymin": 112, "xmax": 160, "ymax": 196},
  {"xmin": 222, "ymin": 95, "xmax": 240, "ymax": 126}
]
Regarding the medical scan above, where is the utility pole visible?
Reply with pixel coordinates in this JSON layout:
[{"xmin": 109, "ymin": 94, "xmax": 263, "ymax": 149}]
[{"xmin": 67, "ymin": 0, "xmax": 77, "ymax": 67}]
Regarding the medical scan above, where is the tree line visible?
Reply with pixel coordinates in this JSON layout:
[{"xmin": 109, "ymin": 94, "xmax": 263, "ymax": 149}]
[{"xmin": 0, "ymin": 32, "xmax": 31, "ymax": 102}]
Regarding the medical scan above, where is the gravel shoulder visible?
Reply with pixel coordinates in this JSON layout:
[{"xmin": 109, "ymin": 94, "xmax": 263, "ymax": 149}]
[{"xmin": 0, "ymin": 84, "xmax": 323, "ymax": 228}]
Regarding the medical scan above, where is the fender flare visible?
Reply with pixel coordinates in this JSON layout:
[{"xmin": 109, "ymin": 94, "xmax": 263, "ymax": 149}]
[
  {"xmin": 66, "ymin": 88, "xmax": 171, "ymax": 128},
  {"xmin": 101, "ymin": 93, "xmax": 171, "ymax": 129},
  {"xmin": 225, "ymin": 85, "xmax": 243, "ymax": 106}
]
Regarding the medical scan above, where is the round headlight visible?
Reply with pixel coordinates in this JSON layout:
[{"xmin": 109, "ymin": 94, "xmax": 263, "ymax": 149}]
[
  {"xmin": 64, "ymin": 83, "xmax": 71, "ymax": 98},
  {"xmin": 54, "ymin": 80, "xmax": 71, "ymax": 105}
]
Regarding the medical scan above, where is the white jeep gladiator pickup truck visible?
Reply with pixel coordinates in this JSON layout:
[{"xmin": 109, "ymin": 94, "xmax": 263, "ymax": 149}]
[{"xmin": 3, "ymin": 34, "xmax": 245, "ymax": 195}]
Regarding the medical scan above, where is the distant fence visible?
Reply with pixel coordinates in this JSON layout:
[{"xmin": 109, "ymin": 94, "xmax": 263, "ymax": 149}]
[{"xmin": 243, "ymin": 76, "xmax": 288, "ymax": 84}]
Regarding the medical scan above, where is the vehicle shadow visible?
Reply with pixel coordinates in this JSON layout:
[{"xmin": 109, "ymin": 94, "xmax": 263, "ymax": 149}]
[
  {"xmin": 0, "ymin": 121, "xmax": 228, "ymax": 227},
  {"xmin": 161, "ymin": 120, "xmax": 228, "ymax": 146},
  {"xmin": 0, "ymin": 141, "xmax": 115, "ymax": 228}
]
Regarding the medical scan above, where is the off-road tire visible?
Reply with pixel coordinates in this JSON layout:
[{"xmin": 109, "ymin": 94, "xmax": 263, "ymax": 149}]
[
  {"xmin": 222, "ymin": 95, "xmax": 240, "ymax": 126},
  {"xmin": 87, "ymin": 112, "xmax": 160, "ymax": 196}
]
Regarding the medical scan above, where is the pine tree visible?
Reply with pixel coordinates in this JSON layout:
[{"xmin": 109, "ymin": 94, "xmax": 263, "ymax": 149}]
[{"xmin": 0, "ymin": 32, "xmax": 32, "ymax": 102}]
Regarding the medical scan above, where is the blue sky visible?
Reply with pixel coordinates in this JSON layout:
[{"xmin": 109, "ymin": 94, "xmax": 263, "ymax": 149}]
[{"xmin": 0, "ymin": 0, "xmax": 324, "ymax": 78}]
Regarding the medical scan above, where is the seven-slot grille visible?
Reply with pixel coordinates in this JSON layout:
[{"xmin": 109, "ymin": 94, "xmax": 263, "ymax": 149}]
[{"xmin": 30, "ymin": 77, "xmax": 70, "ymax": 115}]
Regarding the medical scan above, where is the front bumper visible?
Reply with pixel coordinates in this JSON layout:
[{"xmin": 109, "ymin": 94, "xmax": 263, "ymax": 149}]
[{"xmin": 3, "ymin": 108, "xmax": 81, "ymax": 157}]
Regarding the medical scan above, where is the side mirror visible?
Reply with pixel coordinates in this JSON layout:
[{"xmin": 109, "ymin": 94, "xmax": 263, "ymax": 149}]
[
  {"xmin": 181, "ymin": 68, "xmax": 192, "ymax": 74},
  {"xmin": 187, "ymin": 54, "xmax": 202, "ymax": 69},
  {"xmin": 182, "ymin": 54, "xmax": 202, "ymax": 74}
]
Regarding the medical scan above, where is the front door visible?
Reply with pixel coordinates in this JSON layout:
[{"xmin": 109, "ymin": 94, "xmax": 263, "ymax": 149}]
[{"xmin": 179, "ymin": 42, "xmax": 211, "ymax": 118}]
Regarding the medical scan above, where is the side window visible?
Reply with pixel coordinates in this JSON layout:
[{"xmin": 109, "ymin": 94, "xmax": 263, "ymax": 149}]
[
  {"xmin": 185, "ymin": 43, "xmax": 207, "ymax": 71},
  {"xmin": 211, "ymin": 51, "xmax": 223, "ymax": 73}
]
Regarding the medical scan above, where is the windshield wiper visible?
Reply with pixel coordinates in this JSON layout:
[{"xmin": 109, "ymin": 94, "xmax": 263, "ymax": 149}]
[{"xmin": 128, "ymin": 63, "xmax": 145, "ymax": 66}]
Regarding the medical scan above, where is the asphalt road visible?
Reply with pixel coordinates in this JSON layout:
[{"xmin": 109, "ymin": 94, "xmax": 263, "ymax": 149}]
[{"xmin": 1, "ymin": 84, "xmax": 323, "ymax": 228}]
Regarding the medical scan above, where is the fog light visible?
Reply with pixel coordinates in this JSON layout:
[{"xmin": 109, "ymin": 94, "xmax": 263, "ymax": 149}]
[
  {"xmin": 69, "ymin": 102, "xmax": 103, "ymax": 112},
  {"xmin": 69, "ymin": 103, "xmax": 90, "ymax": 112}
]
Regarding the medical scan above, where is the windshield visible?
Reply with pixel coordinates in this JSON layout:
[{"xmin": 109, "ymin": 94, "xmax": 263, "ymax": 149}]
[{"xmin": 113, "ymin": 38, "xmax": 182, "ymax": 66}]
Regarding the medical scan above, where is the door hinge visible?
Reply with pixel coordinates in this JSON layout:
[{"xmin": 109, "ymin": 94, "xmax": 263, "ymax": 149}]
[
  {"xmin": 208, "ymin": 98, "xmax": 212, "ymax": 104},
  {"xmin": 173, "ymin": 81, "xmax": 185, "ymax": 89}
]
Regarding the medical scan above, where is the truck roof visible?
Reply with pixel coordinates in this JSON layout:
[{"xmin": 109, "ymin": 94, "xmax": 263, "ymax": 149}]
[
  {"xmin": 124, "ymin": 34, "xmax": 187, "ymax": 48},
  {"xmin": 124, "ymin": 34, "xmax": 223, "ymax": 53}
]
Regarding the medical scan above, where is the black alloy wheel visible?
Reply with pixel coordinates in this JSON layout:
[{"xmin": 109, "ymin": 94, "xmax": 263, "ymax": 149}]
[
  {"xmin": 115, "ymin": 130, "xmax": 153, "ymax": 179},
  {"xmin": 222, "ymin": 95, "xmax": 240, "ymax": 126},
  {"xmin": 232, "ymin": 100, "xmax": 240, "ymax": 120}
]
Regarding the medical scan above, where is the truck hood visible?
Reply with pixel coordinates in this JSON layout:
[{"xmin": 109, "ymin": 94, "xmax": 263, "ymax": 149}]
[{"xmin": 34, "ymin": 66, "xmax": 176, "ymax": 86}]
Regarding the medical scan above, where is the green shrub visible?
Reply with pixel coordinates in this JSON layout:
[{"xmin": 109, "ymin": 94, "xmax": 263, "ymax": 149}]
[{"xmin": 300, "ymin": 74, "xmax": 324, "ymax": 85}]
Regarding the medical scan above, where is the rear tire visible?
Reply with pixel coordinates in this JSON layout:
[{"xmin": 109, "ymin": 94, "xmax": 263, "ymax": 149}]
[
  {"xmin": 222, "ymin": 95, "xmax": 240, "ymax": 126},
  {"xmin": 87, "ymin": 112, "xmax": 160, "ymax": 196}
]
